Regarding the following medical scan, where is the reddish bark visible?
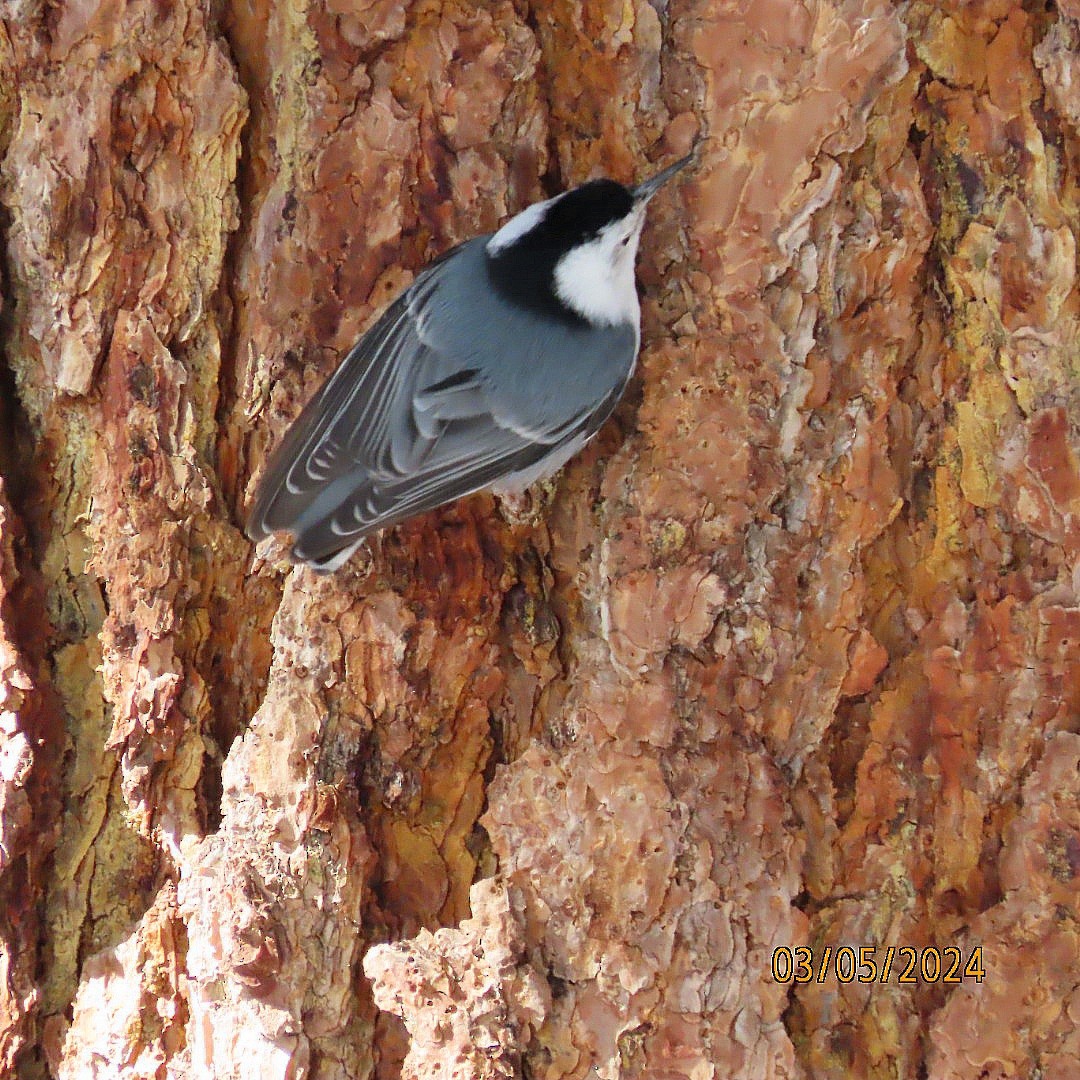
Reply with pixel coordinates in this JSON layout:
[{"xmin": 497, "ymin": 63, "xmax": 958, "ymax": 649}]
[{"xmin": 0, "ymin": 1, "xmax": 1077, "ymax": 1078}]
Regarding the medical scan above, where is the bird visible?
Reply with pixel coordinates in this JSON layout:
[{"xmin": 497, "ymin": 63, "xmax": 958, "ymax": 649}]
[{"xmin": 246, "ymin": 151, "xmax": 693, "ymax": 572}]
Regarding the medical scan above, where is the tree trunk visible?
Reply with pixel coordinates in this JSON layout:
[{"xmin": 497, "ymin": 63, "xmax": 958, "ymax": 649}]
[{"xmin": 1, "ymin": 1, "xmax": 1077, "ymax": 1077}]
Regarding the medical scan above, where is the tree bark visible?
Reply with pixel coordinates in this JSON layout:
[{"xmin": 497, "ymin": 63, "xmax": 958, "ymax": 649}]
[{"xmin": 1, "ymin": 1, "xmax": 1078, "ymax": 1078}]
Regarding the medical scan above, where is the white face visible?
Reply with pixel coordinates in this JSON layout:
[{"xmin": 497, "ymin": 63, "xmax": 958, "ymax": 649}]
[{"xmin": 553, "ymin": 206, "xmax": 648, "ymax": 327}]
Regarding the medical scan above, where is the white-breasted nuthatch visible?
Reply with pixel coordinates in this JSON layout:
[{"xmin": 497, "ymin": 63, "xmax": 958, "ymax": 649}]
[{"xmin": 246, "ymin": 152, "xmax": 693, "ymax": 571}]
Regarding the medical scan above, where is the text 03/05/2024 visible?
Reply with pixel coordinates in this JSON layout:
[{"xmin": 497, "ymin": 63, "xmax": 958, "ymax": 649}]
[{"xmin": 770, "ymin": 945, "xmax": 986, "ymax": 985}]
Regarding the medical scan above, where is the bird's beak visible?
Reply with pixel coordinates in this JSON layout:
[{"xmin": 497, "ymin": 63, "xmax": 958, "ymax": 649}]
[{"xmin": 631, "ymin": 150, "xmax": 695, "ymax": 203}]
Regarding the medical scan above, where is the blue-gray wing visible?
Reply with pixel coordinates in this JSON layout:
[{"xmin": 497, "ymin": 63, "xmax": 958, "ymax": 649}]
[{"xmin": 245, "ymin": 238, "xmax": 637, "ymax": 569}]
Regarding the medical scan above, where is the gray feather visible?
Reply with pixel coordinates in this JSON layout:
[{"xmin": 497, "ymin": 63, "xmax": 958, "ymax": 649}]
[{"xmin": 246, "ymin": 237, "xmax": 637, "ymax": 567}]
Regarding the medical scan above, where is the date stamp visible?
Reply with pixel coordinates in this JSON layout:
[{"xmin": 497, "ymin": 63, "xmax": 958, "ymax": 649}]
[{"xmin": 771, "ymin": 946, "xmax": 985, "ymax": 985}]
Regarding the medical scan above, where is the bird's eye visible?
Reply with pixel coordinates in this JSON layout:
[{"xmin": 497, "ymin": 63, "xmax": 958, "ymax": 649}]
[{"xmin": 620, "ymin": 235, "xmax": 631, "ymax": 247}]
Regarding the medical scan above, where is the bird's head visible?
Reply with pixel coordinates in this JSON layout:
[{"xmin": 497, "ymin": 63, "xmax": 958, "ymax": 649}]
[{"xmin": 486, "ymin": 152, "xmax": 693, "ymax": 327}]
